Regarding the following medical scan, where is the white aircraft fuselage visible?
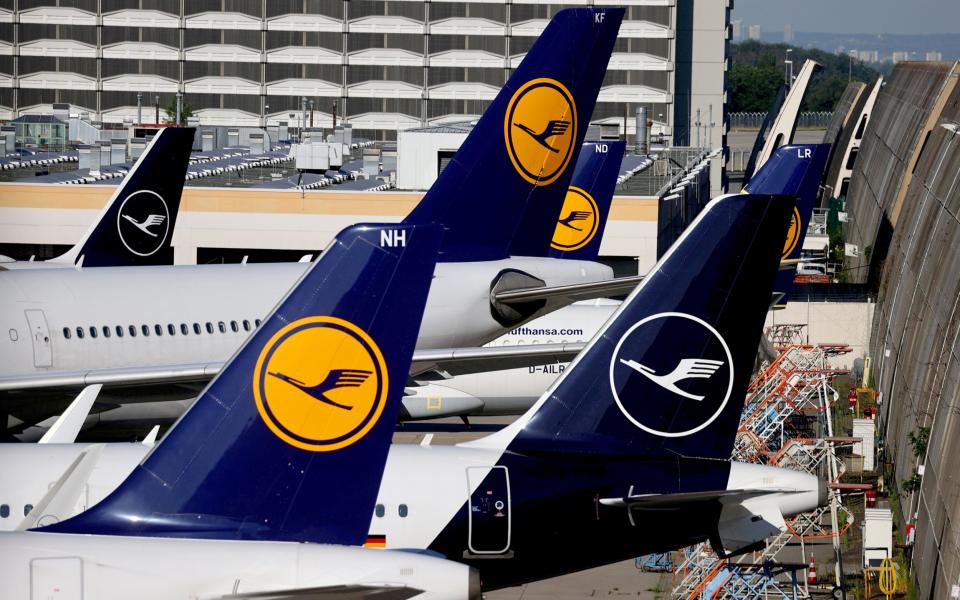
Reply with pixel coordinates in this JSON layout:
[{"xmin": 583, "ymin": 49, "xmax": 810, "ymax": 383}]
[
  {"xmin": 0, "ymin": 257, "xmax": 611, "ymax": 398},
  {"xmin": 0, "ymin": 530, "xmax": 477, "ymax": 599}
]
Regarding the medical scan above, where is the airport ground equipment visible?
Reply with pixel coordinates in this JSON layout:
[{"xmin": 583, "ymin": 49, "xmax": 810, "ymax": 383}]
[{"xmin": 637, "ymin": 328, "xmax": 857, "ymax": 599}]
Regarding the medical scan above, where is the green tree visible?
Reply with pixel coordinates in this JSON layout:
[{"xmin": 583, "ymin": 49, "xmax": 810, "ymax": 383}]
[
  {"xmin": 728, "ymin": 61, "xmax": 783, "ymax": 112},
  {"xmin": 729, "ymin": 40, "xmax": 883, "ymax": 114},
  {"xmin": 164, "ymin": 97, "xmax": 194, "ymax": 125}
]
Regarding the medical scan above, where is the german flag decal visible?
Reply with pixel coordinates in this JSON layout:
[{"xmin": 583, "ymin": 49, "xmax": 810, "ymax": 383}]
[{"xmin": 364, "ymin": 534, "xmax": 387, "ymax": 548}]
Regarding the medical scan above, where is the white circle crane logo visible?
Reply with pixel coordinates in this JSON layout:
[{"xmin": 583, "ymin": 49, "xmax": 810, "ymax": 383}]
[
  {"xmin": 608, "ymin": 312, "xmax": 734, "ymax": 438},
  {"xmin": 116, "ymin": 190, "xmax": 170, "ymax": 257}
]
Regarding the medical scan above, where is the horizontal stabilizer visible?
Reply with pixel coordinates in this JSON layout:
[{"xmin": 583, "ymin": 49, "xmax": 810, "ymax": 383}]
[
  {"xmin": 715, "ymin": 497, "xmax": 788, "ymax": 557},
  {"xmin": 493, "ymin": 275, "xmax": 643, "ymax": 305},
  {"xmin": 599, "ymin": 487, "xmax": 800, "ymax": 508}
]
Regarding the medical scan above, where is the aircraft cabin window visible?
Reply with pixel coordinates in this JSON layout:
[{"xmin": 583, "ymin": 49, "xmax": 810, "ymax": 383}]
[
  {"xmin": 76, "ymin": 327, "xmax": 84, "ymax": 339},
  {"xmin": 218, "ymin": 321, "xmax": 226, "ymax": 334},
  {"xmin": 242, "ymin": 320, "xmax": 251, "ymax": 332},
  {"xmin": 193, "ymin": 323, "xmax": 201, "ymax": 335},
  {"xmin": 0, "ymin": 504, "xmax": 8, "ymax": 518},
  {"xmin": 230, "ymin": 321, "xmax": 239, "ymax": 333},
  {"xmin": 375, "ymin": 504, "xmax": 385, "ymax": 518},
  {"xmin": 142, "ymin": 325, "xmax": 150, "ymax": 337},
  {"xmin": 168, "ymin": 324, "xmax": 176, "ymax": 336},
  {"xmin": 89, "ymin": 327, "xmax": 98, "ymax": 339},
  {"xmin": 129, "ymin": 325, "xmax": 137, "ymax": 337},
  {"xmin": 102, "ymin": 326, "xmax": 111, "ymax": 338},
  {"xmin": 255, "ymin": 319, "xmax": 262, "ymax": 327},
  {"xmin": 116, "ymin": 325, "xmax": 124, "ymax": 338},
  {"xmin": 399, "ymin": 504, "xmax": 408, "ymax": 518},
  {"xmin": 206, "ymin": 322, "xmax": 214, "ymax": 334},
  {"xmin": 23, "ymin": 504, "xmax": 32, "ymax": 516},
  {"xmin": 63, "ymin": 327, "xmax": 71, "ymax": 339},
  {"xmin": 181, "ymin": 323, "xmax": 189, "ymax": 335},
  {"xmin": 155, "ymin": 324, "xmax": 163, "ymax": 336}
]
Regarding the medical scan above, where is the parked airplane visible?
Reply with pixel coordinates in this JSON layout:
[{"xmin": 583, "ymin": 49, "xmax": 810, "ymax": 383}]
[
  {"xmin": 3, "ymin": 191, "xmax": 824, "ymax": 592},
  {"xmin": 0, "ymin": 9, "xmax": 626, "ymax": 427},
  {"xmin": 402, "ymin": 143, "xmax": 831, "ymax": 420},
  {"xmin": 7, "ymin": 139, "xmax": 620, "ymax": 440},
  {"xmin": 0, "ymin": 127, "xmax": 193, "ymax": 270},
  {"xmin": 6, "ymin": 140, "xmax": 619, "ymax": 440},
  {"xmin": 547, "ymin": 140, "xmax": 623, "ymax": 260},
  {"xmin": 2, "ymin": 219, "xmax": 481, "ymax": 599},
  {"xmin": 6, "ymin": 142, "xmax": 825, "ymax": 436},
  {"xmin": 744, "ymin": 143, "xmax": 831, "ymax": 307}
]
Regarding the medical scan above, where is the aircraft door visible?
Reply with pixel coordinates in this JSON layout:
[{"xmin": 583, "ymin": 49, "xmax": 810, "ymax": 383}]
[
  {"xmin": 24, "ymin": 309, "xmax": 53, "ymax": 368},
  {"xmin": 466, "ymin": 465, "xmax": 512, "ymax": 555},
  {"xmin": 31, "ymin": 557, "xmax": 82, "ymax": 600}
]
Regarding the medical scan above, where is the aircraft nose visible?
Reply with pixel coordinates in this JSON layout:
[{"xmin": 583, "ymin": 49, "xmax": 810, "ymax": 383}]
[{"xmin": 818, "ymin": 478, "xmax": 829, "ymax": 506}]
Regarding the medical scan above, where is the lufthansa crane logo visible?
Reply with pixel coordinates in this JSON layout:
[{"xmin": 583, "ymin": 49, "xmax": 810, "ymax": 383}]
[
  {"xmin": 504, "ymin": 78, "xmax": 577, "ymax": 186},
  {"xmin": 608, "ymin": 312, "xmax": 734, "ymax": 438},
  {"xmin": 253, "ymin": 316, "xmax": 388, "ymax": 452},
  {"xmin": 782, "ymin": 206, "xmax": 802, "ymax": 260},
  {"xmin": 551, "ymin": 186, "xmax": 599, "ymax": 251},
  {"xmin": 116, "ymin": 190, "xmax": 170, "ymax": 257}
]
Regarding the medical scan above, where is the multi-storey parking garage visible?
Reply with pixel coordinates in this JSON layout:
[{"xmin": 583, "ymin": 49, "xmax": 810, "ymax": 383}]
[{"xmin": 0, "ymin": 1, "xmax": 727, "ymax": 143}]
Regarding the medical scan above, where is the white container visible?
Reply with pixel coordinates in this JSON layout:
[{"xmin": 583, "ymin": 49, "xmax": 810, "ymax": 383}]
[{"xmin": 863, "ymin": 508, "xmax": 893, "ymax": 567}]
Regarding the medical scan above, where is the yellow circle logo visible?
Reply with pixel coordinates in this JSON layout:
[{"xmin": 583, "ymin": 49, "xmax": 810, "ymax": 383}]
[
  {"xmin": 253, "ymin": 316, "xmax": 388, "ymax": 452},
  {"xmin": 504, "ymin": 78, "xmax": 577, "ymax": 186},
  {"xmin": 550, "ymin": 186, "xmax": 599, "ymax": 251},
  {"xmin": 782, "ymin": 206, "xmax": 802, "ymax": 260}
]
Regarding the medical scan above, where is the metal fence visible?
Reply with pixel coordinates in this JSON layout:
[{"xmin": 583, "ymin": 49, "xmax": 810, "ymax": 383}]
[{"xmin": 729, "ymin": 111, "xmax": 834, "ymax": 130}]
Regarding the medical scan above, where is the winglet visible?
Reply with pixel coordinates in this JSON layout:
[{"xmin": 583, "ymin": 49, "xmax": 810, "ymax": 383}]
[
  {"xmin": 545, "ymin": 140, "xmax": 624, "ymax": 260},
  {"xmin": 18, "ymin": 444, "xmax": 104, "ymax": 530},
  {"xmin": 403, "ymin": 8, "xmax": 623, "ymax": 261},
  {"xmin": 141, "ymin": 425, "xmax": 160, "ymax": 445},
  {"xmin": 41, "ymin": 223, "xmax": 444, "ymax": 544},
  {"xmin": 38, "ymin": 384, "xmax": 101, "ymax": 444},
  {"xmin": 474, "ymin": 193, "xmax": 795, "ymax": 461},
  {"xmin": 52, "ymin": 127, "xmax": 195, "ymax": 267}
]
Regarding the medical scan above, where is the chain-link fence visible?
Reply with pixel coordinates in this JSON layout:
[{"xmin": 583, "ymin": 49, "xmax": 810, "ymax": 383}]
[{"xmin": 730, "ymin": 111, "xmax": 834, "ymax": 130}]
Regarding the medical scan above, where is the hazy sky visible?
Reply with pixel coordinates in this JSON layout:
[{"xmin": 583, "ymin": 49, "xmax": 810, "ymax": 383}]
[{"xmin": 732, "ymin": 0, "xmax": 960, "ymax": 35}]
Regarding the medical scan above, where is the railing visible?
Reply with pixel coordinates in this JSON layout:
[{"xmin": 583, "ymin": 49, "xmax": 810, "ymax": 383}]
[{"xmin": 729, "ymin": 111, "xmax": 834, "ymax": 130}]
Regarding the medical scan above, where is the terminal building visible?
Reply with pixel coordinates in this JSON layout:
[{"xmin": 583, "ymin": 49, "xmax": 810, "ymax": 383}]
[{"xmin": 0, "ymin": 1, "xmax": 728, "ymax": 145}]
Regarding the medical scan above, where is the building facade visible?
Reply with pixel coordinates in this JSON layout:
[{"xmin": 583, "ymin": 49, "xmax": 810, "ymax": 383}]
[{"xmin": 0, "ymin": 0, "xmax": 728, "ymax": 144}]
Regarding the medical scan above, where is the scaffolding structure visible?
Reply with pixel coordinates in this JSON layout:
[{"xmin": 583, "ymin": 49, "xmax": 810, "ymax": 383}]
[{"xmin": 639, "ymin": 326, "xmax": 856, "ymax": 599}]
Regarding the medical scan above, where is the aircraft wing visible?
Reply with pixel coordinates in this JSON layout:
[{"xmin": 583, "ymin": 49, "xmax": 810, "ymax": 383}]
[
  {"xmin": 0, "ymin": 343, "xmax": 585, "ymax": 397},
  {"xmin": 0, "ymin": 363, "xmax": 225, "ymax": 392},
  {"xmin": 209, "ymin": 585, "xmax": 422, "ymax": 600}
]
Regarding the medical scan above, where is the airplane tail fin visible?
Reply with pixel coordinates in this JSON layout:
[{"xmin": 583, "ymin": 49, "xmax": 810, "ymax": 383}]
[
  {"xmin": 52, "ymin": 127, "xmax": 194, "ymax": 267},
  {"xmin": 402, "ymin": 8, "xmax": 623, "ymax": 261},
  {"xmin": 478, "ymin": 193, "xmax": 794, "ymax": 460},
  {"xmin": 42, "ymin": 223, "xmax": 443, "ymax": 544},
  {"xmin": 545, "ymin": 140, "xmax": 623, "ymax": 260},
  {"xmin": 744, "ymin": 144, "xmax": 830, "ymax": 308}
]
